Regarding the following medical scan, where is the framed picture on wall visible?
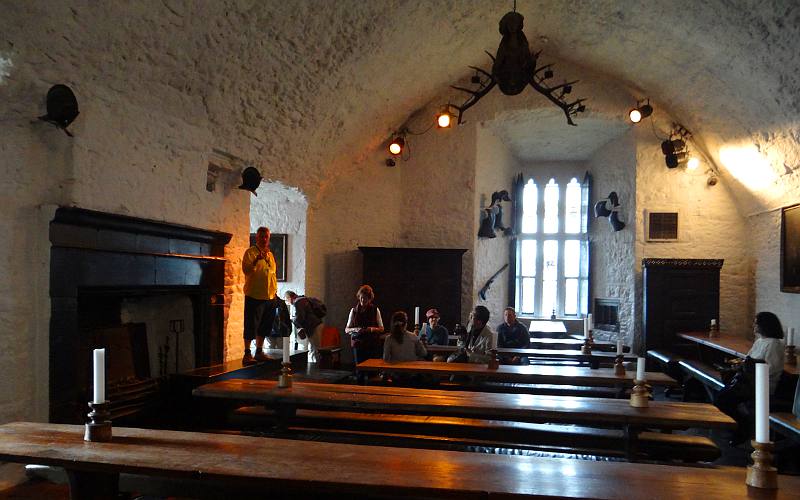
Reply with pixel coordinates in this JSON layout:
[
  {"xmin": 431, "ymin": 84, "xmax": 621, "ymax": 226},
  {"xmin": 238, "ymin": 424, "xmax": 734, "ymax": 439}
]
[
  {"xmin": 249, "ymin": 232, "xmax": 288, "ymax": 282},
  {"xmin": 781, "ymin": 203, "xmax": 800, "ymax": 293}
]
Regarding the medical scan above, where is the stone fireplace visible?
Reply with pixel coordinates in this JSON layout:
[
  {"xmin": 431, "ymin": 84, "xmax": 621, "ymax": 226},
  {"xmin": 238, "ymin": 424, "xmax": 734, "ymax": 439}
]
[{"xmin": 49, "ymin": 208, "xmax": 231, "ymax": 423}]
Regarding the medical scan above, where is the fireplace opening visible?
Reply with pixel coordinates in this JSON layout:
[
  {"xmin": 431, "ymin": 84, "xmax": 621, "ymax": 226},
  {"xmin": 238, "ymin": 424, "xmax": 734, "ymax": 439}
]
[{"xmin": 50, "ymin": 208, "xmax": 230, "ymax": 423}]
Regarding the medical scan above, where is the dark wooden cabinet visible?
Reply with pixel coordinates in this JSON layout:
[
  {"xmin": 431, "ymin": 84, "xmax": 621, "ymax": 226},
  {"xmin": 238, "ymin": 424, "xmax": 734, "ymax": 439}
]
[
  {"xmin": 642, "ymin": 258, "xmax": 723, "ymax": 350},
  {"xmin": 359, "ymin": 247, "xmax": 467, "ymax": 329}
]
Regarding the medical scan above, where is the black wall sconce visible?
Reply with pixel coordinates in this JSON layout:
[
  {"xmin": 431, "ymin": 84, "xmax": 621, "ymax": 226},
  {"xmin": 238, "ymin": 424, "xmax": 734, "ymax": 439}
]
[
  {"xmin": 238, "ymin": 166, "xmax": 262, "ymax": 195},
  {"xmin": 594, "ymin": 191, "xmax": 625, "ymax": 232},
  {"xmin": 38, "ymin": 84, "xmax": 79, "ymax": 136}
]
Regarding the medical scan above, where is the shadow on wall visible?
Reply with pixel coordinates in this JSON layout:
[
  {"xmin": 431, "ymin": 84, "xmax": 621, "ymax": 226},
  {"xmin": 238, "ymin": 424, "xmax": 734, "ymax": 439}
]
[{"xmin": 325, "ymin": 250, "xmax": 362, "ymax": 364}]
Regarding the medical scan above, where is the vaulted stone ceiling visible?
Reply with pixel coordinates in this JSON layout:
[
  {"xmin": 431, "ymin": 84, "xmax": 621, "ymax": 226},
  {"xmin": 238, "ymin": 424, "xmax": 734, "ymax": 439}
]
[{"xmin": 2, "ymin": 0, "xmax": 797, "ymax": 213}]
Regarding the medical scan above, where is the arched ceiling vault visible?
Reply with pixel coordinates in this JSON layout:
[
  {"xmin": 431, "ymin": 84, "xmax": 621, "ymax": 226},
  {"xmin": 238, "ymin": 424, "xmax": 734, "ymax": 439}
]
[{"xmin": 2, "ymin": 1, "xmax": 797, "ymax": 213}]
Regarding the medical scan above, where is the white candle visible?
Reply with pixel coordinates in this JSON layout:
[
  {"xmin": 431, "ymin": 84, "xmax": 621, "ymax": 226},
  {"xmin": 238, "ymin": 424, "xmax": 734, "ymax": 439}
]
[
  {"xmin": 789, "ymin": 327, "xmax": 795, "ymax": 346},
  {"xmin": 414, "ymin": 307, "xmax": 420, "ymax": 325},
  {"xmin": 93, "ymin": 348, "xmax": 105, "ymax": 404},
  {"xmin": 583, "ymin": 318, "xmax": 589, "ymax": 338},
  {"xmin": 282, "ymin": 336, "xmax": 290, "ymax": 363},
  {"xmin": 636, "ymin": 357, "xmax": 646, "ymax": 382},
  {"xmin": 491, "ymin": 331, "xmax": 498, "ymax": 350},
  {"xmin": 616, "ymin": 339, "xmax": 623, "ymax": 356},
  {"xmin": 587, "ymin": 313, "xmax": 593, "ymax": 331},
  {"xmin": 711, "ymin": 318, "xmax": 716, "ymax": 326},
  {"xmin": 755, "ymin": 362, "xmax": 770, "ymax": 443}
]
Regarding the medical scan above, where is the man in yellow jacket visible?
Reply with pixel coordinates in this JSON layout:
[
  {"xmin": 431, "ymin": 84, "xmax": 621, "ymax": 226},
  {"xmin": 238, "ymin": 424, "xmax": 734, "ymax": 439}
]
[{"xmin": 242, "ymin": 226, "xmax": 278, "ymax": 365}]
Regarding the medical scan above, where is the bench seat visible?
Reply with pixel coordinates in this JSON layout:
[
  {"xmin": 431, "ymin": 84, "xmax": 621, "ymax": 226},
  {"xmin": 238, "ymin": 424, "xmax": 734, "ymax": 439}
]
[
  {"xmin": 232, "ymin": 407, "xmax": 721, "ymax": 463},
  {"xmin": 770, "ymin": 412, "xmax": 800, "ymax": 443},
  {"xmin": 678, "ymin": 359, "xmax": 724, "ymax": 401}
]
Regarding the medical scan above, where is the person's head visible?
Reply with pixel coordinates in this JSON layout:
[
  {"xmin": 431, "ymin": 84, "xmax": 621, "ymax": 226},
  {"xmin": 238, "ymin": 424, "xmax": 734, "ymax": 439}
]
[
  {"xmin": 472, "ymin": 305, "xmax": 490, "ymax": 329},
  {"xmin": 754, "ymin": 312, "xmax": 783, "ymax": 339},
  {"xmin": 356, "ymin": 284, "xmax": 375, "ymax": 307},
  {"xmin": 426, "ymin": 308, "xmax": 440, "ymax": 327},
  {"xmin": 390, "ymin": 310, "xmax": 408, "ymax": 341},
  {"xmin": 284, "ymin": 290, "xmax": 298, "ymax": 305},
  {"xmin": 255, "ymin": 226, "xmax": 271, "ymax": 250},
  {"xmin": 503, "ymin": 307, "xmax": 517, "ymax": 326}
]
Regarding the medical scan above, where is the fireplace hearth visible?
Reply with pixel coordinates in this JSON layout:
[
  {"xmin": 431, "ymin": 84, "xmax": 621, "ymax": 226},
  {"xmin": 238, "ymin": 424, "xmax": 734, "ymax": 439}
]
[{"xmin": 49, "ymin": 207, "xmax": 231, "ymax": 423}]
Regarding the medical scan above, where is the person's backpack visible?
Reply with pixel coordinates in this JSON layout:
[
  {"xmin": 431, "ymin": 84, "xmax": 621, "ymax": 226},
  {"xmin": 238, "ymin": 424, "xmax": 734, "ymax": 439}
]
[{"xmin": 307, "ymin": 297, "xmax": 327, "ymax": 319}]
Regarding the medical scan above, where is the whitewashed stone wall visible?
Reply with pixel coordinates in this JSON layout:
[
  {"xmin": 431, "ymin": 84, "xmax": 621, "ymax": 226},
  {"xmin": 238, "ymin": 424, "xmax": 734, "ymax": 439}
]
[
  {"xmin": 588, "ymin": 132, "xmax": 638, "ymax": 348},
  {"xmin": 250, "ymin": 181, "xmax": 308, "ymax": 299},
  {"xmin": 634, "ymin": 123, "xmax": 753, "ymax": 342},
  {"xmin": 749, "ymin": 211, "xmax": 800, "ymax": 335}
]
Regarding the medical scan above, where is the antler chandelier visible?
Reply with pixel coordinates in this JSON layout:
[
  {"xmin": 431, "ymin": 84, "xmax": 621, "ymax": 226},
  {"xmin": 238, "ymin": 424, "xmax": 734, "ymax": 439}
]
[{"xmin": 449, "ymin": 6, "xmax": 586, "ymax": 126}]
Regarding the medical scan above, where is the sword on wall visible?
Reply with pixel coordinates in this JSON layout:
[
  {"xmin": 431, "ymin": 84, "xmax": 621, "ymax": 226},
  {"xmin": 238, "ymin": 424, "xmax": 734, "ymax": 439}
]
[{"xmin": 478, "ymin": 263, "xmax": 509, "ymax": 301}]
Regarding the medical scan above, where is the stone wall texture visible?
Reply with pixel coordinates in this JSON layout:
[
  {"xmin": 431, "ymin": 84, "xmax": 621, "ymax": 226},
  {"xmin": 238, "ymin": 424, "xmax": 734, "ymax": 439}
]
[{"xmin": 0, "ymin": 2, "xmax": 798, "ymax": 459}]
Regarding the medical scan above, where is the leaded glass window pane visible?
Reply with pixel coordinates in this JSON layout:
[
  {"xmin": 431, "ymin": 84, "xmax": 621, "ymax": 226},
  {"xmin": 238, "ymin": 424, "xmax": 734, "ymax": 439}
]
[
  {"xmin": 521, "ymin": 180, "xmax": 538, "ymax": 234},
  {"xmin": 520, "ymin": 240, "xmax": 537, "ymax": 276},
  {"xmin": 565, "ymin": 177, "xmax": 581, "ymax": 234},
  {"xmin": 543, "ymin": 179, "xmax": 559, "ymax": 233}
]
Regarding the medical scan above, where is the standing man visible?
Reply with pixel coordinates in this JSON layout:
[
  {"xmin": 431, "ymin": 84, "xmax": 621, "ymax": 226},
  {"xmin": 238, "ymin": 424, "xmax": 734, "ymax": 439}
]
[
  {"xmin": 497, "ymin": 307, "xmax": 529, "ymax": 364},
  {"xmin": 242, "ymin": 226, "xmax": 278, "ymax": 365},
  {"xmin": 284, "ymin": 291, "xmax": 324, "ymax": 364}
]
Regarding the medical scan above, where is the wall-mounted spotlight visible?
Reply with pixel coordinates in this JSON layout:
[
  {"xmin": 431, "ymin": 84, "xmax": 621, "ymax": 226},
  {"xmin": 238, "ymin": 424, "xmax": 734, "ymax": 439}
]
[
  {"xmin": 38, "ymin": 84, "xmax": 80, "ymax": 136},
  {"xmin": 388, "ymin": 135, "xmax": 405, "ymax": 155},
  {"xmin": 629, "ymin": 99, "xmax": 653, "ymax": 123},
  {"xmin": 661, "ymin": 125, "xmax": 692, "ymax": 169}
]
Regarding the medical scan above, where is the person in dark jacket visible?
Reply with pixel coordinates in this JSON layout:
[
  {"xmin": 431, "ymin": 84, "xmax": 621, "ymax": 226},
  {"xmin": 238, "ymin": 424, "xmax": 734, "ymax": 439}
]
[
  {"xmin": 284, "ymin": 291, "xmax": 324, "ymax": 363},
  {"xmin": 345, "ymin": 285, "xmax": 384, "ymax": 384},
  {"xmin": 496, "ymin": 307, "xmax": 529, "ymax": 364},
  {"xmin": 420, "ymin": 308, "xmax": 449, "ymax": 345}
]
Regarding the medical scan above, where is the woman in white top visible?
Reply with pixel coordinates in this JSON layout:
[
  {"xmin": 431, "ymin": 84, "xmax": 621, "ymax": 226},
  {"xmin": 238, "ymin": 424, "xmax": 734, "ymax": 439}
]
[
  {"xmin": 746, "ymin": 311, "xmax": 785, "ymax": 395},
  {"xmin": 715, "ymin": 311, "xmax": 785, "ymax": 444}
]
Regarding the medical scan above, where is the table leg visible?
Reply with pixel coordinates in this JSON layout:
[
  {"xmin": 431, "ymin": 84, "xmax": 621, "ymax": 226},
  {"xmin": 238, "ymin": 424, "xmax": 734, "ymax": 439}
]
[
  {"xmin": 623, "ymin": 425, "xmax": 641, "ymax": 462},
  {"xmin": 275, "ymin": 402, "xmax": 297, "ymax": 430},
  {"xmin": 66, "ymin": 470, "xmax": 119, "ymax": 500}
]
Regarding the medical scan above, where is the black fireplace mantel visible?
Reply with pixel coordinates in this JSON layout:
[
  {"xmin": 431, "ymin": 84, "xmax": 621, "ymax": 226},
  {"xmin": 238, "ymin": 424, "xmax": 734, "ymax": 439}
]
[{"xmin": 49, "ymin": 207, "xmax": 232, "ymax": 423}]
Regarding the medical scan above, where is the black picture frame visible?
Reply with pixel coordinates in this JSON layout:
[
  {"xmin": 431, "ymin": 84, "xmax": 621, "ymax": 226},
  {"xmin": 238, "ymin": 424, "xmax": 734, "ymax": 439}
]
[
  {"xmin": 781, "ymin": 203, "xmax": 800, "ymax": 293},
  {"xmin": 249, "ymin": 232, "xmax": 288, "ymax": 282}
]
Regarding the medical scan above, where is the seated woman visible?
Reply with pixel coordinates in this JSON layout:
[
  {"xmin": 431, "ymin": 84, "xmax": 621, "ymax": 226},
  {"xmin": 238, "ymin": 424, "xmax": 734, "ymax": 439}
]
[
  {"xmin": 715, "ymin": 311, "xmax": 785, "ymax": 444},
  {"xmin": 383, "ymin": 311, "xmax": 428, "ymax": 386},
  {"xmin": 419, "ymin": 308, "xmax": 449, "ymax": 345},
  {"xmin": 383, "ymin": 311, "xmax": 427, "ymax": 362}
]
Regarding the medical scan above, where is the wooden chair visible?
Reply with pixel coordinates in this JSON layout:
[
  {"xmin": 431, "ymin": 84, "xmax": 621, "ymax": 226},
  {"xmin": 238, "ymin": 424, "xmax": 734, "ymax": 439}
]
[{"xmin": 317, "ymin": 326, "xmax": 342, "ymax": 369}]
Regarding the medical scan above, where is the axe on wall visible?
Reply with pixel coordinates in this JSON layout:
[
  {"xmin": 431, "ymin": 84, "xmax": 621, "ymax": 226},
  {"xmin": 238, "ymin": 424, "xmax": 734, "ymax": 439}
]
[{"xmin": 479, "ymin": 263, "xmax": 509, "ymax": 301}]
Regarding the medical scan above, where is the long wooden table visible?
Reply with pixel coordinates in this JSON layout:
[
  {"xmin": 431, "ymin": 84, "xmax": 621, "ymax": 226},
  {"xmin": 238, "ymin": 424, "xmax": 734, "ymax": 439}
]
[
  {"xmin": 528, "ymin": 337, "xmax": 623, "ymax": 352},
  {"xmin": 425, "ymin": 345, "xmax": 636, "ymax": 368},
  {"xmin": 528, "ymin": 320, "xmax": 567, "ymax": 334},
  {"xmin": 2, "ymin": 422, "xmax": 798, "ymax": 499},
  {"xmin": 678, "ymin": 332, "xmax": 799, "ymax": 375},
  {"xmin": 357, "ymin": 359, "xmax": 678, "ymax": 388},
  {"xmin": 195, "ymin": 379, "xmax": 733, "ymax": 460}
]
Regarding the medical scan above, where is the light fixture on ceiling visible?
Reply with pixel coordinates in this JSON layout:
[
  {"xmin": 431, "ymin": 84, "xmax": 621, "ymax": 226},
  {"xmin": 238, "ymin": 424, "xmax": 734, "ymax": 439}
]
[
  {"xmin": 687, "ymin": 156, "xmax": 700, "ymax": 170},
  {"xmin": 436, "ymin": 106, "xmax": 455, "ymax": 129},
  {"xmin": 661, "ymin": 124, "xmax": 692, "ymax": 169},
  {"xmin": 388, "ymin": 135, "xmax": 405, "ymax": 156},
  {"xmin": 629, "ymin": 99, "xmax": 653, "ymax": 123}
]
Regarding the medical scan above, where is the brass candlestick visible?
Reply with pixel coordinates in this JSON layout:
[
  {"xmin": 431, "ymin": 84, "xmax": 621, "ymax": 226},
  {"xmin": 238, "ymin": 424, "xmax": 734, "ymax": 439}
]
[
  {"xmin": 581, "ymin": 332, "xmax": 593, "ymax": 355},
  {"xmin": 614, "ymin": 355, "xmax": 626, "ymax": 375},
  {"xmin": 84, "ymin": 401, "xmax": 112, "ymax": 442},
  {"xmin": 413, "ymin": 324, "xmax": 420, "ymax": 337},
  {"xmin": 278, "ymin": 361, "xmax": 293, "ymax": 388},
  {"xmin": 785, "ymin": 345, "xmax": 796, "ymax": 366},
  {"xmin": 487, "ymin": 349, "xmax": 499, "ymax": 370},
  {"xmin": 746, "ymin": 440, "xmax": 778, "ymax": 489},
  {"xmin": 629, "ymin": 380, "xmax": 650, "ymax": 407}
]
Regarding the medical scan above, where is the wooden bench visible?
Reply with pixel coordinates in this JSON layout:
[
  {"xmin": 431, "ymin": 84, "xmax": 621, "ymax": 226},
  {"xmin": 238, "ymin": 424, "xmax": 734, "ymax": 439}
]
[
  {"xmin": 678, "ymin": 359, "xmax": 725, "ymax": 401},
  {"xmin": 3, "ymin": 422, "xmax": 800, "ymax": 499},
  {"xmin": 194, "ymin": 379, "xmax": 732, "ymax": 461},
  {"xmin": 770, "ymin": 412, "xmax": 800, "ymax": 444},
  {"xmin": 232, "ymin": 406, "xmax": 722, "ymax": 463}
]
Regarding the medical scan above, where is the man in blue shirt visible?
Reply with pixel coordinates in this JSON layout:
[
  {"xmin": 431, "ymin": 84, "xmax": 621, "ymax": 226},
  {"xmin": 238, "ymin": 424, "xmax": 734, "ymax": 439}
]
[{"xmin": 496, "ymin": 307, "xmax": 529, "ymax": 364}]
